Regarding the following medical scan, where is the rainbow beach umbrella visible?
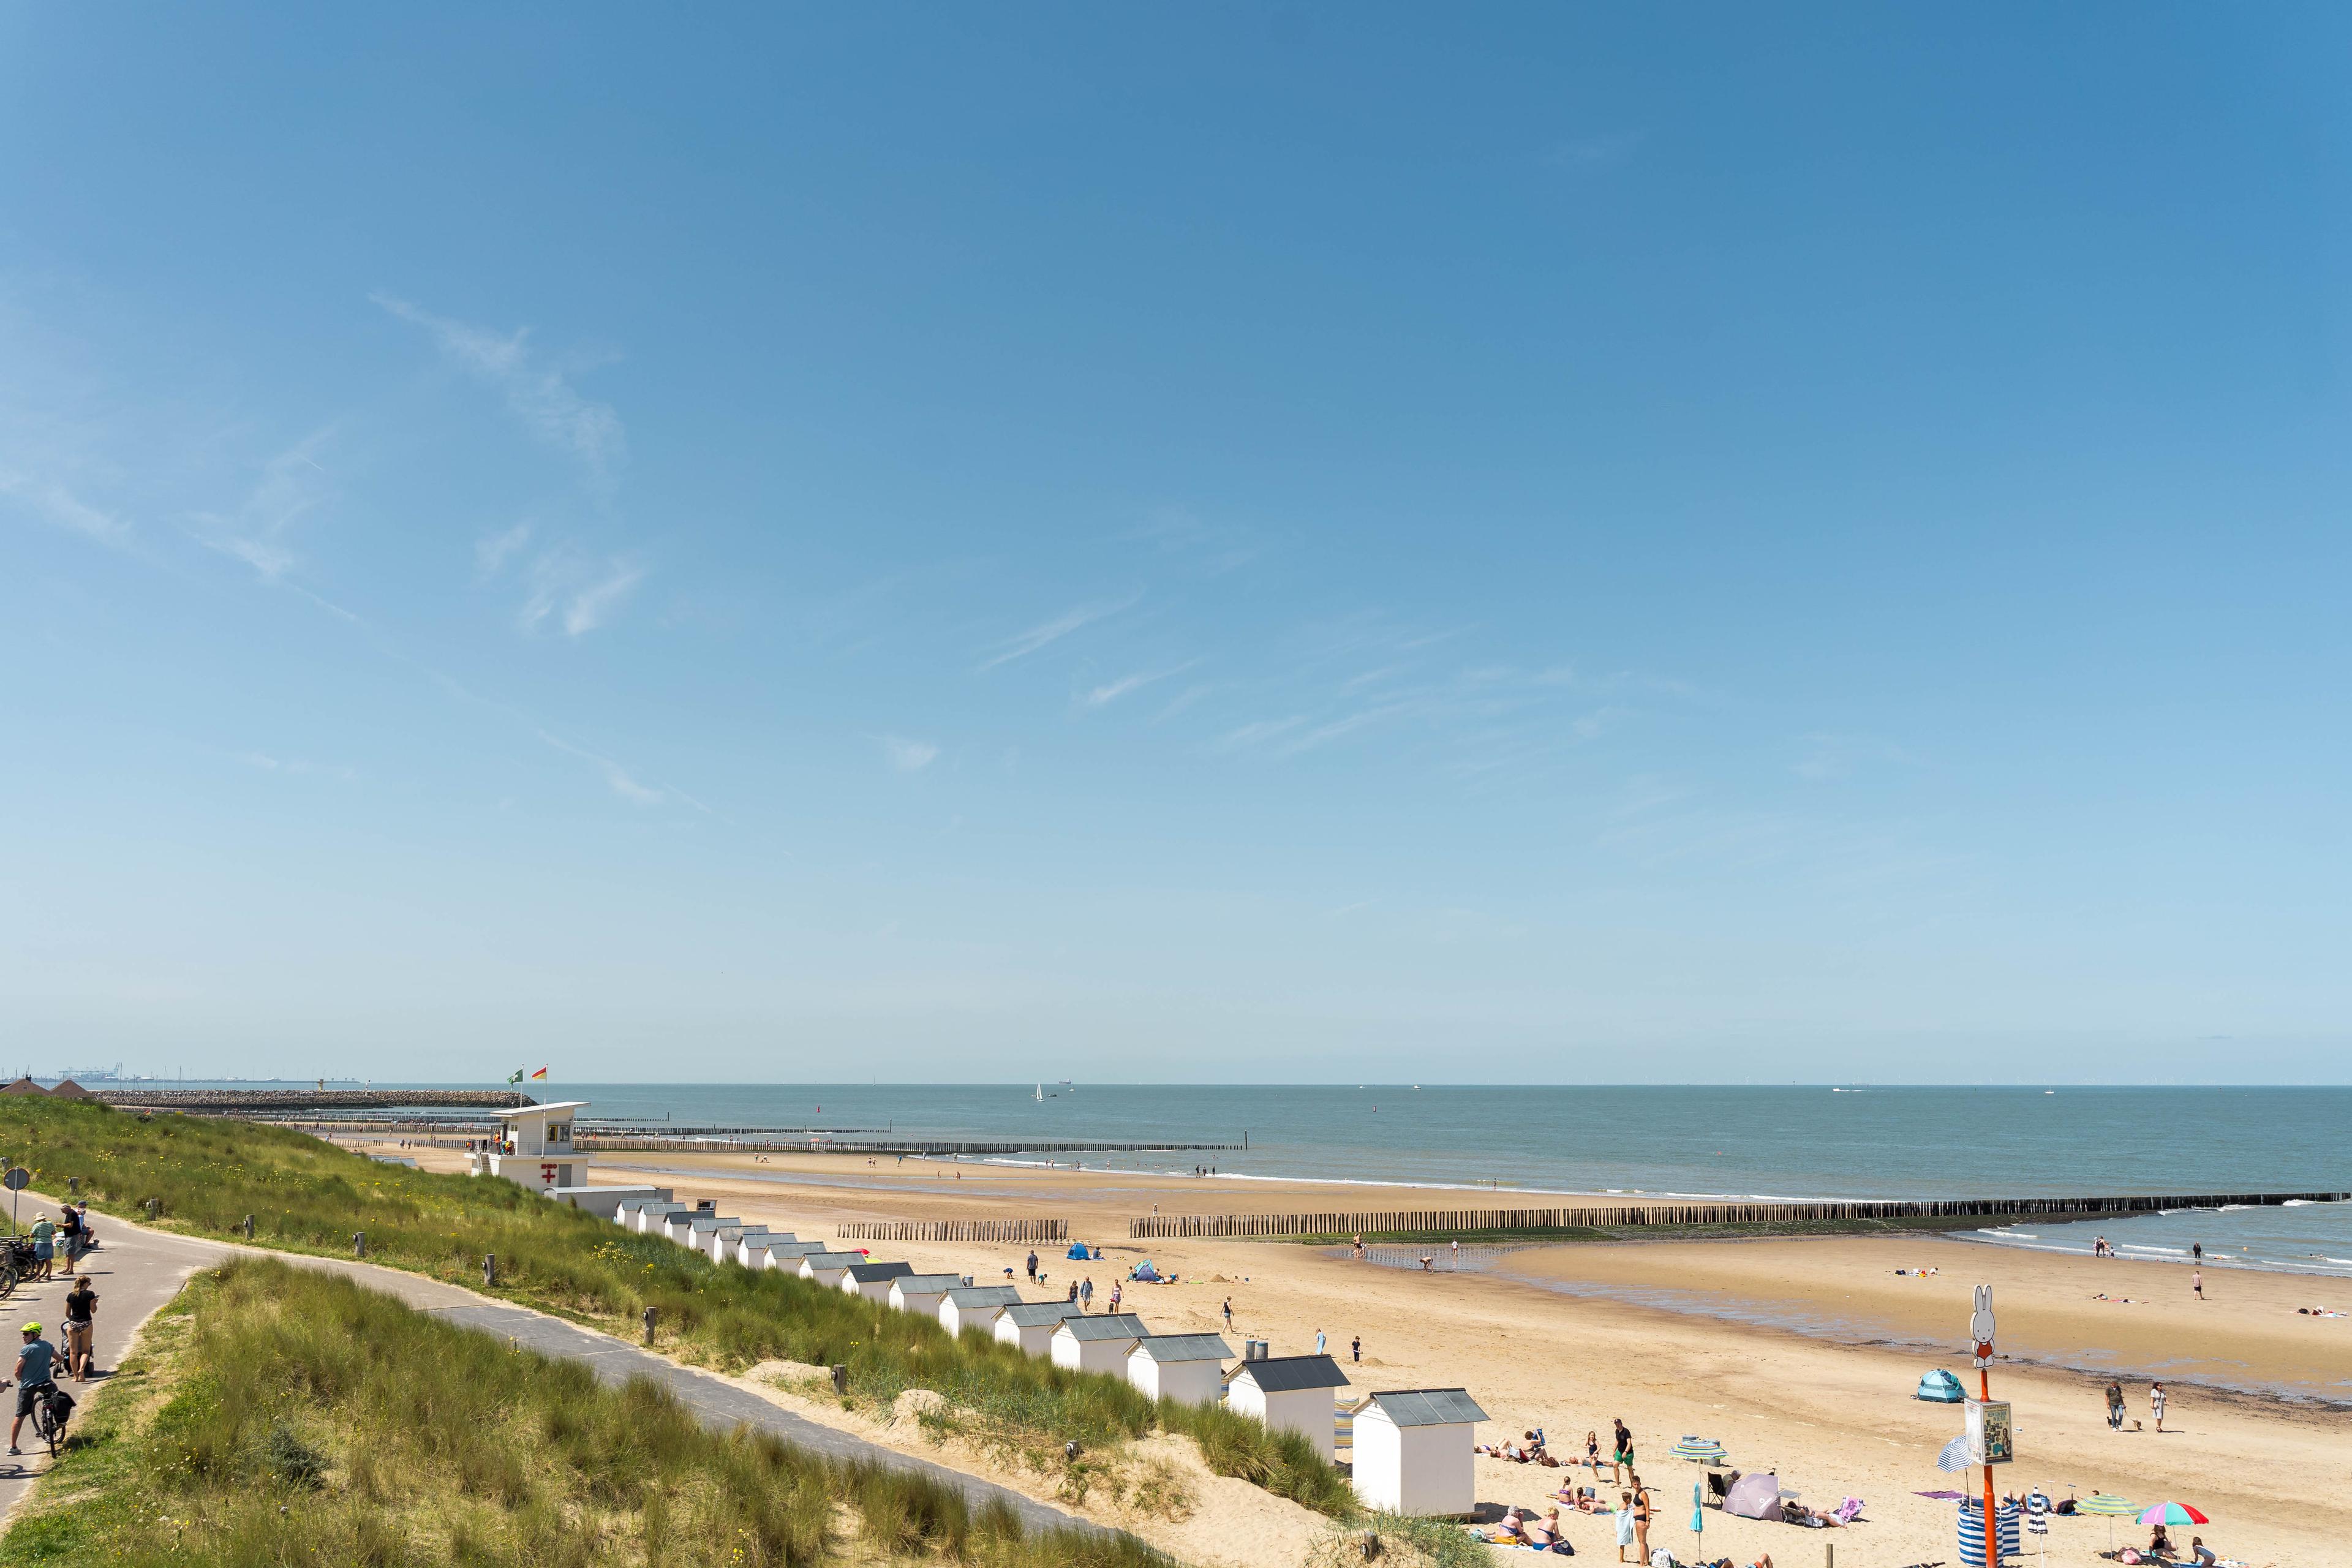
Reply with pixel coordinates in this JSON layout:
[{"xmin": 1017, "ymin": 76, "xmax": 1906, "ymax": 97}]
[
  {"xmin": 2138, "ymin": 1502, "xmax": 2209, "ymax": 1527},
  {"xmin": 1668, "ymin": 1436, "xmax": 1727, "ymax": 1464}
]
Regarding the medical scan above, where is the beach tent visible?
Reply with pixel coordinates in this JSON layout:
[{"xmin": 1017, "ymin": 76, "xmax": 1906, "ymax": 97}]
[
  {"xmin": 1724, "ymin": 1472, "xmax": 1785, "ymax": 1522},
  {"xmin": 1125, "ymin": 1333, "xmax": 1232, "ymax": 1406},
  {"xmin": 1066, "ymin": 1242, "xmax": 1093, "ymax": 1259},
  {"xmin": 940, "ymin": 1284, "xmax": 1022, "ymax": 1336},
  {"xmin": 1130, "ymin": 1260, "xmax": 1163, "ymax": 1282},
  {"xmin": 995, "ymin": 1300, "xmax": 1082, "ymax": 1356},
  {"xmin": 1958, "ymin": 1497, "xmax": 2021, "ymax": 1567},
  {"xmin": 1916, "ymin": 1368, "xmax": 1966, "ymax": 1403},
  {"xmin": 1349, "ymin": 1389, "xmax": 1487, "ymax": 1518},
  {"xmin": 1226, "ymin": 1352, "xmax": 1352, "ymax": 1461}
]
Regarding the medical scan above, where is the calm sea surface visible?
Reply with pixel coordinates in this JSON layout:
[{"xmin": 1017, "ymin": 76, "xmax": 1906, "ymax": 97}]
[{"xmin": 276, "ymin": 1081, "xmax": 2352, "ymax": 1277}]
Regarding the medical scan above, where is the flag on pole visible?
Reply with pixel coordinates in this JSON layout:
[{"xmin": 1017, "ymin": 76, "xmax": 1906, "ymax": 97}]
[
  {"xmin": 530, "ymin": 1067, "xmax": 549, "ymax": 1080},
  {"xmin": 507, "ymin": 1068, "xmax": 526, "ymax": 1085}
]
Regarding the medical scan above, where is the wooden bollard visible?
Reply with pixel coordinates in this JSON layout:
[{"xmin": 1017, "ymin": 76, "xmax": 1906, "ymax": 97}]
[
  {"xmin": 643, "ymin": 1306, "xmax": 658, "ymax": 1346},
  {"xmin": 830, "ymin": 1363, "xmax": 848, "ymax": 1395},
  {"xmin": 66, "ymin": 1177, "xmax": 78, "ymax": 1196},
  {"xmin": 483, "ymin": 1254, "xmax": 497, "ymax": 1288},
  {"xmin": 353, "ymin": 1231, "xmax": 366, "ymax": 1258},
  {"xmin": 243, "ymin": 1214, "xmax": 255, "ymax": 1239}
]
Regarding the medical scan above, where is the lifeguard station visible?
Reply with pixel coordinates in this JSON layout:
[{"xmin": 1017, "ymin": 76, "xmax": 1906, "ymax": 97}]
[{"xmin": 467, "ymin": 1101, "xmax": 589, "ymax": 1192}]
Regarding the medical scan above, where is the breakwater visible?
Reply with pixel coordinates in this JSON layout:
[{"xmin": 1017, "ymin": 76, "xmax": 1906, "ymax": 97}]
[
  {"xmin": 577, "ymin": 1136, "xmax": 1244, "ymax": 1156},
  {"xmin": 837, "ymin": 1219, "xmax": 1069, "ymax": 1243},
  {"xmin": 1127, "ymin": 1191, "xmax": 2352, "ymax": 1240},
  {"xmin": 102, "ymin": 1088, "xmax": 534, "ymax": 1113}
]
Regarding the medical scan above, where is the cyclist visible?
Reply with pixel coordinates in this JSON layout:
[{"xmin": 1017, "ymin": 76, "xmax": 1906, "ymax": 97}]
[{"xmin": 6, "ymin": 1322, "xmax": 57, "ymax": 1455}]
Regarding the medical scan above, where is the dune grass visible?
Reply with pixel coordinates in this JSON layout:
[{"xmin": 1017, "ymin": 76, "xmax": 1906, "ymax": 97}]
[
  {"xmin": 0, "ymin": 1257, "xmax": 1169, "ymax": 1567},
  {"xmin": 0, "ymin": 1100, "xmax": 1354, "ymax": 1517}
]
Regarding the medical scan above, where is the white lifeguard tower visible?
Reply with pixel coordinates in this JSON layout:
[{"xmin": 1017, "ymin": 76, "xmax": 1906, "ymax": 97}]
[{"xmin": 467, "ymin": 1101, "xmax": 589, "ymax": 1193}]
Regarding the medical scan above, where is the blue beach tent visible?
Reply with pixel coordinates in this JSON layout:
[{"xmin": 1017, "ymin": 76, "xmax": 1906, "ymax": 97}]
[
  {"xmin": 1066, "ymin": 1242, "xmax": 1093, "ymax": 1260},
  {"xmin": 1915, "ymin": 1368, "xmax": 1966, "ymax": 1403}
]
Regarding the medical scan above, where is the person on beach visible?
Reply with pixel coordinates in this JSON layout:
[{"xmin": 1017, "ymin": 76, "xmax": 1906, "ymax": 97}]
[
  {"xmin": 6, "ymin": 1324, "xmax": 56, "ymax": 1455},
  {"xmin": 2105, "ymin": 1382, "xmax": 2125, "ymax": 1430},
  {"xmin": 1351, "ymin": 1335, "xmax": 1360, "ymax": 1363},
  {"xmin": 2192, "ymin": 1242, "xmax": 2203, "ymax": 1263},
  {"xmin": 1611, "ymin": 1418, "xmax": 1634, "ymax": 1482},
  {"xmin": 2188, "ymin": 1535, "xmax": 2216, "ymax": 1566},
  {"xmin": 1080, "ymin": 1276, "xmax": 1095, "ymax": 1311},
  {"xmin": 1615, "ymin": 1491, "xmax": 1636, "ymax": 1561},
  {"xmin": 1221, "ymin": 1297, "xmax": 1233, "ymax": 1331},
  {"xmin": 2150, "ymin": 1381, "xmax": 2167, "ymax": 1432},
  {"xmin": 1630, "ymin": 1476, "xmax": 1653, "ymax": 1563},
  {"xmin": 1450, "ymin": 1238, "xmax": 1460, "ymax": 1269},
  {"xmin": 1585, "ymin": 1429, "xmax": 1601, "ymax": 1471},
  {"xmin": 2193, "ymin": 1268, "xmax": 2204, "ymax": 1299},
  {"xmin": 1107, "ymin": 1282, "xmax": 1121, "ymax": 1314},
  {"xmin": 61, "ymin": 1278, "xmax": 97, "ymax": 1381},
  {"xmin": 1352, "ymin": 1234, "xmax": 1365, "ymax": 1261},
  {"xmin": 1314, "ymin": 1329, "xmax": 1326, "ymax": 1354},
  {"xmin": 1025, "ymin": 1250, "xmax": 1038, "ymax": 1282},
  {"xmin": 1418, "ymin": 1254, "xmax": 1434, "ymax": 1272}
]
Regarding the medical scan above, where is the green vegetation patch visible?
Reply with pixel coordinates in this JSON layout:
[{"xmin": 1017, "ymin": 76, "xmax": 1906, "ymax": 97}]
[
  {"xmin": 0, "ymin": 1100, "xmax": 1352, "ymax": 1518},
  {"xmin": 1, "ymin": 1257, "xmax": 1168, "ymax": 1568}
]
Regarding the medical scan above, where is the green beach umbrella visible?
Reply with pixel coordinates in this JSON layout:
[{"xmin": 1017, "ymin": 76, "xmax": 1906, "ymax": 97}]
[{"xmin": 2078, "ymin": 1493, "xmax": 2139, "ymax": 1551}]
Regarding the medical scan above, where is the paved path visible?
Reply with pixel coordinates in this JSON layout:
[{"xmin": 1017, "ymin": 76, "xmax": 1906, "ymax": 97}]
[{"xmin": 0, "ymin": 1203, "xmax": 1101, "ymax": 1540}]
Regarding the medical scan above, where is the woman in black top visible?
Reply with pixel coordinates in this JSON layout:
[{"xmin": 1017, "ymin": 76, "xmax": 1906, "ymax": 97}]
[{"xmin": 62, "ymin": 1277, "xmax": 97, "ymax": 1381}]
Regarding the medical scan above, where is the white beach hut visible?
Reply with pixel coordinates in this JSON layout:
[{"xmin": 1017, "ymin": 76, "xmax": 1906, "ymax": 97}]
[
  {"xmin": 466, "ymin": 1101, "xmax": 590, "ymax": 1192},
  {"xmin": 762, "ymin": 1240, "xmax": 827, "ymax": 1269},
  {"xmin": 940, "ymin": 1284, "xmax": 1022, "ymax": 1337},
  {"xmin": 551, "ymin": 1184, "xmax": 667, "ymax": 1221},
  {"xmin": 1125, "ymin": 1334, "xmax": 1233, "ymax": 1406},
  {"xmin": 994, "ymin": 1301, "xmax": 1082, "ymax": 1356},
  {"xmin": 1349, "ymin": 1389, "xmax": 1488, "ymax": 1518},
  {"xmin": 797, "ymin": 1251, "xmax": 867, "ymax": 1290},
  {"xmin": 1225, "ymin": 1352, "xmax": 1352, "ymax": 1461},
  {"xmin": 710, "ymin": 1224, "xmax": 764, "ymax": 1264},
  {"xmin": 844, "ymin": 1261, "xmax": 914, "ymax": 1303},
  {"xmin": 615, "ymin": 1197, "xmax": 679, "ymax": 1228},
  {"xmin": 736, "ymin": 1232, "xmax": 799, "ymax": 1268},
  {"xmin": 887, "ymin": 1273, "xmax": 962, "ymax": 1317},
  {"xmin": 1050, "ymin": 1313, "xmax": 1150, "ymax": 1376},
  {"xmin": 629, "ymin": 1202, "xmax": 688, "ymax": 1234}
]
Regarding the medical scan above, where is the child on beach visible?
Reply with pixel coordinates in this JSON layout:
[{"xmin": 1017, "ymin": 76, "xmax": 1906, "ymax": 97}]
[{"xmin": 1615, "ymin": 1493, "xmax": 1636, "ymax": 1561}]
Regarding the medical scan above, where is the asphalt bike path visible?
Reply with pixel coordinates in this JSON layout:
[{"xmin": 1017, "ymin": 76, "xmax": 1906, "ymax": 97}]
[{"xmin": 0, "ymin": 1198, "xmax": 1102, "ymax": 1541}]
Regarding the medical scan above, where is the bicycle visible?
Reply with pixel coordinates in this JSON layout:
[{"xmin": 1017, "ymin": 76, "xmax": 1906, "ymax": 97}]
[
  {"xmin": 0, "ymin": 1238, "xmax": 36, "ymax": 1300},
  {"xmin": 1, "ymin": 1378, "xmax": 72, "ymax": 1458}
]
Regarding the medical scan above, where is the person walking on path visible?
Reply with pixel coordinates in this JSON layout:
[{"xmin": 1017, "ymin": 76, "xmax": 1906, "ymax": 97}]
[
  {"xmin": 2151, "ymin": 1381, "xmax": 2168, "ymax": 1433},
  {"xmin": 62, "ymin": 1278, "xmax": 97, "ymax": 1381},
  {"xmin": 6, "ymin": 1324, "xmax": 58, "ymax": 1455},
  {"xmin": 2105, "ymin": 1381, "xmax": 2126, "ymax": 1431},
  {"xmin": 28, "ymin": 1215, "xmax": 55, "ymax": 1283}
]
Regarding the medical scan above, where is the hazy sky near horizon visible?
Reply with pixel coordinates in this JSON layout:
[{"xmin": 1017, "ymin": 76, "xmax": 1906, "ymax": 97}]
[{"xmin": 5, "ymin": 7, "xmax": 2349, "ymax": 1084}]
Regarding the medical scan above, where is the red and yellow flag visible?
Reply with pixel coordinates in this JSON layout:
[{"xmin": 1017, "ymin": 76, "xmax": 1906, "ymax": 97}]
[{"xmin": 530, "ymin": 1067, "xmax": 549, "ymax": 1080}]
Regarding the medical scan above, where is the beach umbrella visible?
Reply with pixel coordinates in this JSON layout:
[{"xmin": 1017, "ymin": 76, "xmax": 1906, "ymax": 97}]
[
  {"xmin": 1936, "ymin": 1436, "xmax": 1971, "ymax": 1473},
  {"xmin": 2137, "ymin": 1502, "xmax": 2209, "ymax": 1528},
  {"xmin": 2076, "ymin": 1493, "xmax": 2139, "ymax": 1551},
  {"xmin": 1668, "ymin": 1436, "xmax": 1727, "ymax": 1464}
]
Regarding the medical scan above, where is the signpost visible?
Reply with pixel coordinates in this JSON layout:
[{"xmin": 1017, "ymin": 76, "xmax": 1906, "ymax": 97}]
[
  {"xmin": 2, "ymin": 1166, "xmax": 27, "ymax": 1233},
  {"xmin": 1969, "ymin": 1285, "xmax": 2005, "ymax": 1563}
]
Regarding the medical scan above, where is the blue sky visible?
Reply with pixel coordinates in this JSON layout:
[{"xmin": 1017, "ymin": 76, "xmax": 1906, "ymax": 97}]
[{"xmin": 4, "ymin": 6, "xmax": 2348, "ymax": 1083}]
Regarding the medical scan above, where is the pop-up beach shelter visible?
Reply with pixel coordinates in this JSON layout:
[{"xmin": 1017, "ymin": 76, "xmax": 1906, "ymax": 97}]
[
  {"xmin": 1349, "ymin": 1389, "xmax": 1487, "ymax": 1518},
  {"xmin": 1066, "ymin": 1242, "xmax": 1092, "ymax": 1259},
  {"xmin": 1226, "ymin": 1352, "xmax": 1352, "ymax": 1460},
  {"xmin": 1724, "ymin": 1472, "xmax": 1784, "ymax": 1521},
  {"xmin": 1916, "ymin": 1368, "xmax": 1967, "ymax": 1403},
  {"xmin": 1051, "ymin": 1313, "xmax": 1149, "ymax": 1374},
  {"xmin": 1125, "ymin": 1333, "xmax": 1232, "ymax": 1406},
  {"xmin": 995, "ymin": 1300, "xmax": 1082, "ymax": 1356},
  {"xmin": 940, "ymin": 1284, "xmax": 1021, "ymax": 1336}
]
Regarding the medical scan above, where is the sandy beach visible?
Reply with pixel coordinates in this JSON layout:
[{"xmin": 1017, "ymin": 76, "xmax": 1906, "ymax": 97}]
[{"xmin": 382, "ymin": 1144, "xmax": 2351, "ymax": 1566}]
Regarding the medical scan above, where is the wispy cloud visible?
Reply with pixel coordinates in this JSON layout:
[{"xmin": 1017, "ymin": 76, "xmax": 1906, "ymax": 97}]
[
  {"xmin": 374, "ymin": 294, "xmax": 625, "ymax": 483},
  {"xmin": 518, "ymin": 549, "xmax": 644, "ymax": 637},
  {"xmin": 878, "ymin": 734, "xmax": 940, "ymax": 772},
  {"xmin": 1215, "ymin": 716, "xmax": 1306, "ymax": 752},
  {"xmin": 235, "ymin": 751, "xmax": 358, "ymax": 782},
  {"xmin": 976, "ymin": 596, "xmax": 1136, "ymax": 673},
  {"xmin": 562, "ymin": 560, "xmax": 644, "ymax": 635},
  {"xmin": 533, "ymin": 729, "xmax": 703, "ymax": 809},
  {"xmin": 194, "ymin": 432, "xmax": 335, "ymax": 581},
  {"xmin": 475, "ymin": 521, "xmax": 532, "ymax": 575},
  {"xmin": 0, "ymin": 470, "xmax": 132, "ymax": 548},
  {"xmin": 1077, "ymin": 660, "xmax": 1197, "ymax": 710}
]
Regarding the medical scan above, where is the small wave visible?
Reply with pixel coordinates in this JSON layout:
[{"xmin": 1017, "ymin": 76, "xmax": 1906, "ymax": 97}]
[
  {"xmin": 2220, "ymin": 1204, "xmax": 2252, "ymax": 1212},
  {"xmin": 2121, "ymin": 1245, "xmax": 2189, "ymax": 1256}
]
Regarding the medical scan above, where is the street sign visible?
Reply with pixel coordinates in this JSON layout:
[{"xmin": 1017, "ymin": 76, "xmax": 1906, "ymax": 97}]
[
  {"xmin": 1965, "ymin": 1398, "xmax": 2014, "ymax": 1464},
  {"xmin": 2, "ymin": 1168, "xmax": 28, "ymax": 1191}
]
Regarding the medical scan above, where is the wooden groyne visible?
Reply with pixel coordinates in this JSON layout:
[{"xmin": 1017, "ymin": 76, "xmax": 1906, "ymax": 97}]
[
  {"xmin": 1127, "ymin": 1191, "xmax": 2352, "ymax": 1240},
  {"xmin": 102, "ymin": 1088, "xmax": 534, "ymax": 1114},
  {"xmin": 837, "ymin": 1218, "xmax": 1069, "ymax": 1243},
  {"xmin": 579, "ymin": 1136, "xmax": 1243, "ymax": 1156}
]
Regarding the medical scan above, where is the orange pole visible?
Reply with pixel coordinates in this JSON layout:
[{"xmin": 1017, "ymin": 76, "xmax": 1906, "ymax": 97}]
[{"xmin": 1981, "ymin": 1365, "xmax": 1999, "ymax": 1565}]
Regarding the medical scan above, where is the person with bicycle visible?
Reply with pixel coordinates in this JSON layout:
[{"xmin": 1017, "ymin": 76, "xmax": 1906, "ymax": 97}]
[
  {"xmin": 27, "ymin": 1215, "xmax": 54, "ymax": 1284},
  {"xmin": 6, "ymin": 1322, "xmax": 58, "ymax": 1455}
]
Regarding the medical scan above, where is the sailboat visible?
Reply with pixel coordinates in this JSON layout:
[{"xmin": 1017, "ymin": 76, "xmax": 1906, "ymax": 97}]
[{"xmin": 1035, "ymin": 1084, "xmax": 1044, "ymax": 1102}]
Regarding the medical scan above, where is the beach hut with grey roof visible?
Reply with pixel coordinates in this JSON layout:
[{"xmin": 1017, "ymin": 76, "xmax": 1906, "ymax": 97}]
[
  {"xmin": 844, "ymin": 1260, "xmax": 914, "ymax": 1303},
  {"xmin": 708, "ymin": 1223, "xmax": 767, "ymax": 1264},
  {"xmin": 758, "ymin": 1239, "xmax": 828, "ymax": 1268},
  {"xmin": 1351, "ymin": 1388, "xmax": 1488, "ymax": 1518},
  {"xmin": 887, "ymin": 1273, "xmax": 963, "ymax": 1317},
  {"xmin": 626, "ymin": 1201, "xmax": 688, "ymax": 1234},
  {"xmin": 993, "ymin": 1300, "xmax": 1082, "ymax": 1357},
  {"xmin": 735, "ymin": 1232, "xmax": 801, "ymax": 1268},
  {"xmin": 797, "ymin": 1250, "xmax": 868, "ymax": 1290},
  {"xmin": 940, "ymin": 1284, "xmax": 1022, "ymax": 1336},
  {"xmin": 1125, "ymin": 1333, "xmax": 1234, "ymax": 1406},
  {"xmin": 1226, "ymin": 1351, "xmax": 1353, "ymax": 1460},
  {"xmin": 552, "ymin": 1184, "xmax": 667, "ymax": 1221},
  {"xmin": 1050, "ymin": 1313, "xmax": 1150, "ymax": 1376}
]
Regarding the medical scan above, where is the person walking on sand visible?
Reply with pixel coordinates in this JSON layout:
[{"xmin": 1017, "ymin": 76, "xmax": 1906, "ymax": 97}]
[
  {"xmin": 1222, "ymin": 1297, "xmax": 1233, "ymax": 1332},
  {"xmin": 1351, "ymin": 1334, "xmax": 1360, "ymax": 1363},
  {"xmin": 2192, "ymin": 1267, "xmax": 2204, "ymax": 1299},
  {"xmin": 1315, "ymin": 1329, "xmax": 1326, "ymax": 1355},
  {"xmin": 2105, "ymin": 1381, "xmax": 2125, "ymax": 1431},
  {"xmin": 1025, "ymin": 1250, "xmax": 1038, "ymax": 1283},
  {"xmin": 1079, "ymin": 1276, "xmax": 1094, "ymax": 1311},
  {"xmin": 2150, "ymin": 1381, "xmax": 2167, "ymax": 1432},
  {"xmin": 1611, "ymin": 1418, "xmax": 1634, "ymax": 1483},
  {"xmin": 1450, "ymin": 1238, "xmax": 1460, "ymax": 1270}
]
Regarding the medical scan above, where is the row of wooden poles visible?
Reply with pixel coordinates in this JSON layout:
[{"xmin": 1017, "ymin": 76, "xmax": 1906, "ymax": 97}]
[
  {"xmin": 1125, "ymin": 1190, "xmax": 2351, "ymax": 1239},
  {"xmin": 835, "ymin": 1218, "xmax": 1071, "ymax": 1243}
]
